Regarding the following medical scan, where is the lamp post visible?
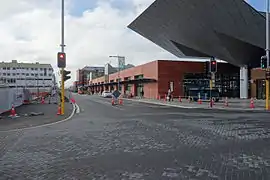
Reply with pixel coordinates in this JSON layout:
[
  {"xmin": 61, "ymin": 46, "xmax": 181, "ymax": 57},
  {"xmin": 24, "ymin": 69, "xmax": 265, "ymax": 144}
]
[
  {"xmin": 266, "ymin": 0, "xmax": 270, "ymax": 110},
  {"xmin": 109, "ymin": 55, "xmax": 125, "ymax": 91}
]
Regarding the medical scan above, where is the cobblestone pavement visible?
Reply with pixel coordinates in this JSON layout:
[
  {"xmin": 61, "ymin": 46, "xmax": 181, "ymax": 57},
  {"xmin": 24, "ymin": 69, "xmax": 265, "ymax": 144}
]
[
  {"xmin": 0, "ymin": 94, "xmax": 269, "ymax": 179},
  {"xmin": 0, "ymin": 101, "xmax": 73, "ymax": 131}
]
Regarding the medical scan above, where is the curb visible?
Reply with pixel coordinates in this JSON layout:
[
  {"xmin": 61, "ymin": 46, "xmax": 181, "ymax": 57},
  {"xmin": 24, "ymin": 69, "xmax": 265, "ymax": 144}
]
[
  {"xmin": 123, "ymin": 98, "xmax": 198, "ymax": 109},
  {"xmin": 123, "ymin": 98, "xmax": 268, "ymax": 112},
  {"xmin": 0, "ymin": 103, "xmax": 77, "ymax": 133}
]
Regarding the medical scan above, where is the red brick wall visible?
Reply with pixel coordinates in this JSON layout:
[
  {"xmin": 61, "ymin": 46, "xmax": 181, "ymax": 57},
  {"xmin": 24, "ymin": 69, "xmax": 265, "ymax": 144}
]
[
  {"xmin": 91, "ymin": 61, "xmax": 158, "ymax": 96},
  {"xmin": 157, "ymin": 61, "xmax": 204, "ymax": 97}
]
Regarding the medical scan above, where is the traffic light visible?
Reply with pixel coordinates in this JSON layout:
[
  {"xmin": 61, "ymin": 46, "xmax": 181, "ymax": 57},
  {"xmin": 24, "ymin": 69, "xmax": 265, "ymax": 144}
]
[
  {"xmin": 209, "ymin": 57, "xmax": 217, "ymax": 73},
  {"xmin": 57, "ymin": 52, "xmax": 66, "ymax": 68},
  {"xmin": 261, "ymin": 55, "xmax": 267, "ymax": 69},
  {"xmin": 61, "ymin": 70, "xmax": 71, "ymax": 82}
]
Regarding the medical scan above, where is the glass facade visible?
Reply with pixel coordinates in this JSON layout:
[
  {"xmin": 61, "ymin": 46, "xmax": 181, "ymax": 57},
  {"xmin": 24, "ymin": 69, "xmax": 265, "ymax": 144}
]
[{"xmin": 183, "ymin": 72, "xmax": 240, "ymax": 98}]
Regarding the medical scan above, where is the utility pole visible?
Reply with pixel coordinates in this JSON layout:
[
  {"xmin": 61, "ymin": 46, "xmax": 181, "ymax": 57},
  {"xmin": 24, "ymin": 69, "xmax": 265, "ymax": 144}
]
[
  {"xmin": 60, "ymin": 0, "xmax": 66, "ymax": 115},
  {"xmin": 266, "ymin": 0, "xmax": 270, "ymax": 110}
]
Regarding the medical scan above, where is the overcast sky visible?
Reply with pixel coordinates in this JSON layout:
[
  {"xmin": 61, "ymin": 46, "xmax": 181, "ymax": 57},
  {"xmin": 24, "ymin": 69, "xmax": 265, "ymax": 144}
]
[{"xmin": 0, "ymin": 0, "xmax": 264, "ymax": 84}]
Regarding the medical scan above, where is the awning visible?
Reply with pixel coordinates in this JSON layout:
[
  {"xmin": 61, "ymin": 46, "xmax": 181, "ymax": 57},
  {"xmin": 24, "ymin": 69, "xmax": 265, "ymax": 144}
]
[{"xmin": 87, "ymin": 78, "xmax": 156, "ymax": 87}]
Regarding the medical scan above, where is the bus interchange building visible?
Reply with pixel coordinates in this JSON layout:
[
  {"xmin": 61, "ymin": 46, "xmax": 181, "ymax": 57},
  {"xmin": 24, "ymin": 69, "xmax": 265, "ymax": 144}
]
[{"xmin": 89, "ymin": 0, "xmax": 267, "ymax": 99}]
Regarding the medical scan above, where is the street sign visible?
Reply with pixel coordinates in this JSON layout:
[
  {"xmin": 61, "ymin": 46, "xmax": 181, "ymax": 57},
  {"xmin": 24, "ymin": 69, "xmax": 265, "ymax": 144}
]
[{"xmin": 112, "ymin": 90, "xmax": 121, "ymax": 98}]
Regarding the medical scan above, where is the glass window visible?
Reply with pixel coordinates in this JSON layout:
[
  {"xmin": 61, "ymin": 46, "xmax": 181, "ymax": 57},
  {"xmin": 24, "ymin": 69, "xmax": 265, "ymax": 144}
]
[
  {"xmin": 3, "ymin": 67, "xmax": 6, "ymax": 70},
  {"xmin": 7, "ymin": 67, "xmax": 10, "ymax": 70},
  {"xmin": 12, "ymin": 73, "xmax": 16, "ymax": 76},
  {"xmin": 7, "ymin": 73, "xmax": 10, "ymax": 76},
  {"xmin": 31, "ymin": 68, "xmax": 34, "ymax": 70},
  {"xmin": 40, "ymin": 74, "xmax": 43, "ymax": 76},
  {"xmin": 35, "ymin": 68, "xmax": 37, "ymax": 70},
  {"xmin": 17, "ymin": 73, "xmax": 19, "ymax": 75},
  {"xmin": 13, "ymin": 67, "xmax": 16, "ymax": 70},
  {"xmin": 22, "ymin": 73, "xmax": 25, "ymax": 75},
  {"xmin": 40, "ymin": 68, "xmax": 43, "ymax": 70},
  {"xmin": 3, "ymin": 73, "xmax": 6, "ymax": 75},
  {"xmin": 26, "ymin": 73, "xmax": 29, "ymax": 76}
]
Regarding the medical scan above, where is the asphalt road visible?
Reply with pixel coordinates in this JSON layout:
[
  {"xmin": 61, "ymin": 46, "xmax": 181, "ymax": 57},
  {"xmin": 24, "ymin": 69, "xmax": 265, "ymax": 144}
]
[{"xmin": 1, "ymin": 94, "xmax": 270, "ymax": 180}]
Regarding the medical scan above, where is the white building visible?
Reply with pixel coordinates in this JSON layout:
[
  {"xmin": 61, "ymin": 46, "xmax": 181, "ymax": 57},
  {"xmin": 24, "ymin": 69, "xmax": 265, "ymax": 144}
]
[{"xmin": 0, "ymin": 60, "xmax": 55, "ymax": 91}]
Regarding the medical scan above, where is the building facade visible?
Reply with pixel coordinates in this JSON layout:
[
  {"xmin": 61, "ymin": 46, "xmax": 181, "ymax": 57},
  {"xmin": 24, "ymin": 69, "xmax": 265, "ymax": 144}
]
[
  {"xmin": 89, "ymin": 60, "xmax": 240, "ymax": 99},
  {"xmin": 0, "ymin": 60, "xmax": 54, "ymax": 90},
  {"xmin": 76, "ymin": 66, "xmax": 105, "ymax": 87}
]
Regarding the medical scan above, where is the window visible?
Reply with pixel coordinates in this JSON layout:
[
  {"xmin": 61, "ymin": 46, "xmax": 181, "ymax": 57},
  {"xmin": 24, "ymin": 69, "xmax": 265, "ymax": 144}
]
[
  {"xmin": 13, "ymin": 67, "xmax": 16, "ymax": 70},
  {"xmin": 3, "ymin": 67, "xmax": 6, "ymax": 70},
  {"xmin": 7, "ymin": 73, "xmax": 10, "ymax": 76},
  {"xmin": 49, "ymin": 74, "xmax": 52, "ymax": 76},
  {"xmin": 7, "ymin": 67, "xmax": 10, "ymax": 70},
  {"xmin": 35, "ymin": 68, "xmax": 37, "ymax": 70},
  {"xmin": 17, "ymin": 73, "xmax": 19, "ymax": 75},
  {"xmin": 26, "ymin": 68, "xmax": 29, "ymax": 70},
  {"xmin": 31, "ymin": 68, "xmax": 34, "ymax": 70},
  {"xmin": 40, "ymin": 68, "xmax": 43, "ymax": 70},
  {"xmin": 22, "ymin": 73, "xmax": 25, "ymax": 75},
  {"xmin": 31, "ymin": 73, "xmax": 34, "ymax": 76},
  {"xmin": 40, "ymin": 74, "xmax": 43, "ymax": 76},
  {"xmin": 26, "ymin": 73, "xmax": 29, "ymax": 76},
  {"xmin": 3, "ymin": 73, "xmax": 6, "ymax": 76},
  {"xmin": 12, "ymin": 73, "xmax": 16, "ymax": 76}
]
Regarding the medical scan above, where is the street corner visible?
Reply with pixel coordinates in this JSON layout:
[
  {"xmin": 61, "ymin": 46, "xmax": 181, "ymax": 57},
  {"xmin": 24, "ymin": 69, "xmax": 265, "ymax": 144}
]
[{"xmin": 0, "ymin": 101, "xmax": 74, "ymax": 132}]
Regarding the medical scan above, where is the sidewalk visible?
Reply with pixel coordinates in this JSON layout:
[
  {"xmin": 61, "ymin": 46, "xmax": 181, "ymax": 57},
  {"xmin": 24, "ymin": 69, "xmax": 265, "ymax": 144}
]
[
  {"xmin": 124, "ymin": 97, "xmax": 268, "ymax": 111},
  {"xmin": 0, "ymin": 100, "xmax": 74, "ymax": 131}
]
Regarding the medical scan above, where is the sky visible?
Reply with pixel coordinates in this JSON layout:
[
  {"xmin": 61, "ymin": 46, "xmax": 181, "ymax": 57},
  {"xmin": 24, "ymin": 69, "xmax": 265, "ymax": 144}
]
[{"xmin": 0, "ymin": 0, "xmax": 265, "ymax": 84}]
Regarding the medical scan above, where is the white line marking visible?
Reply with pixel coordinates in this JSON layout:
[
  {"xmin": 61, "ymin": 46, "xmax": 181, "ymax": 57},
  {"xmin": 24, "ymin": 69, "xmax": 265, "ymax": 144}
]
[
  {"xmin": 0, "ymin": 103, "xmax": 77, "ymax": 133},
  {"xmin": 75, "ymin": 103, "xmax": 80, "ymax": 113}
]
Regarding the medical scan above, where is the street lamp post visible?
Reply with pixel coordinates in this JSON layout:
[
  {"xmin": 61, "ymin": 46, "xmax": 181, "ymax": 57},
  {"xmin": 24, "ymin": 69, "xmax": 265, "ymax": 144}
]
[
  {"xmin": 109, "ymin": 55, "xmax": 125, "ymax": 91},
  {"xmin": 266, "ymin": 0, "xmax": 270, "ymax": 110}
]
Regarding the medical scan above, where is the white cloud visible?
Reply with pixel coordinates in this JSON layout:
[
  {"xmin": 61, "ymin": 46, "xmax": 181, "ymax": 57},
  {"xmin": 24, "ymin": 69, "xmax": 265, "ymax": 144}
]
[{"xmin": 0, "ymin": 0, "xmax": 177, "ymax": 85}]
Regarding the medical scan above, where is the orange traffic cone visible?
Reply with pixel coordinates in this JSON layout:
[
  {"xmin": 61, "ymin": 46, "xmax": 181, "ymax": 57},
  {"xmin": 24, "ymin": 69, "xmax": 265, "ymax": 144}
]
[
  {"xmin": 41, "ymin": 97, "xmax": 45, "ymax": 104},
  {"xmin": 111, "ymin": 97, "xmax": 115, "ymax": 105},
  {"xmin": 57, "ymin": 105, "xmax": 61, "ymax": 115},
  {"xmin": 10, "ymin": 105, "xmax": 16, "ymax": 117},
  {"xmin": 179, "ymin": 96, "xmax": 182, "ymax": 102},
  {"xmin": 250, "ymin": 98, "xmax": 255, "ymax": 109},
  {"xmin": 224, "ymin": 97, "xmax": 228, "ymax": 107},
  {"xmin": 119, "ymin": 98, "xmax": 123, "ymax": 105}
]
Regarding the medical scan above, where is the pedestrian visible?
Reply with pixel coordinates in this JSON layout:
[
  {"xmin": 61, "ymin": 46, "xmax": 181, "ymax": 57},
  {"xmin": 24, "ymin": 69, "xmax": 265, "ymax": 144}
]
[
  {"xmin": 141, "ymin": 89, "xmax": 144, "ymax": 98},
  {"xmin": 168, "ymin": 88, "xmax": 172, "ymax": 101}
]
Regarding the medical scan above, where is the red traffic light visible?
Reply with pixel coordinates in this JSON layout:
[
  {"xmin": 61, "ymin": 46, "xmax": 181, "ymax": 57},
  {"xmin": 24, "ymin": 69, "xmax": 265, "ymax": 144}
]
[
  {"xmin": 59, "ymin": 53, "xmax": 65, "ymax": 59},
  {"xmin": 211, "ymin": 61, "xmax": 216, "ymax": 65}
]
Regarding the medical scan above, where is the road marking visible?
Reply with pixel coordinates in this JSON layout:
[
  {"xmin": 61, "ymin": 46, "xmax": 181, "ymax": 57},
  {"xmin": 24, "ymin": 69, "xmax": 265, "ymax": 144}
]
[
  {"xmin": 0, "ymin": 103, "xmax": 77, "ymax": 133},
  {"xmin": 75, "ymin": 103, "xmax": 80, "ymax": 113}
]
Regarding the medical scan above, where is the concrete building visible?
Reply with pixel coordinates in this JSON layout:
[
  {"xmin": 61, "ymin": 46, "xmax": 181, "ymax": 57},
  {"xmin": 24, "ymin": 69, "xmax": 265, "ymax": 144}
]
[
  {"xmin": 0, "ymin": 60, "xmax": 54, "ymax": 90},
  {"xmin": 76, "ymin": 66, "xmax": 105, "ymax": 87},
  {"xmin": 128, "ymin": 0, "xmax": 265, "ymax": 99},
  {"xmin": 89, "ymin": 60, "xmax": 239, "ymax": 99}
]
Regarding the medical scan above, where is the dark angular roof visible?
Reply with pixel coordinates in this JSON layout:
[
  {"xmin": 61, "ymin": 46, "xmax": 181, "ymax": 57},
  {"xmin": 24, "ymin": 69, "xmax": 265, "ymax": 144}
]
[{"xmin": 128, "ymin": 0, "xmax": 266, "ymax": 67}]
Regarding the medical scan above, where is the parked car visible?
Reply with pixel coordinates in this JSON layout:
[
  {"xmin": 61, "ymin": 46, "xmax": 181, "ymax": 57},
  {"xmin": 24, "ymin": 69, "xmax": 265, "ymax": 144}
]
[{"xmin": 102, "ymin": 91, "xmax": 112, "ymax": 98}]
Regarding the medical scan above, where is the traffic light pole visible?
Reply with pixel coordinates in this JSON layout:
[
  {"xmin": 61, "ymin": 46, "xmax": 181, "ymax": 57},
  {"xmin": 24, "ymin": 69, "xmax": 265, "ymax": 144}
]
[
  {"xmin": 60, "ymin": 0, "xmax": 65, "ymax": 115},
  {"xmin": 266, "ymin": 0, "xmax": 270, "ymax": 110}
]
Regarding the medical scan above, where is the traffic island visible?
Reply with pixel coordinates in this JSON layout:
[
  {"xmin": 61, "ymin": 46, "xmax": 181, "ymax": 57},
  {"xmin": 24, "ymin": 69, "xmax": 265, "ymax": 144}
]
[{"xmin": 0, "ymin": 102, "xmax": 74, "ymax": 131}]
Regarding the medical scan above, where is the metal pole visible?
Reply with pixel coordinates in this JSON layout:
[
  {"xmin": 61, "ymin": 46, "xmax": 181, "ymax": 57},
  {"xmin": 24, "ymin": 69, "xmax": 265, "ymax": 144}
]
[
  {"xmin": 266, "ymin": 0, "xmax": 270, "ymax": 110},
  {"xmin": 209, "ymin": 72, "xmax": 213, "ymax": 108},
  {"xmin": 118, "ymin": 57, "xmax": 120, "ymax": 90},
  {"xmin": 60, "ymin": 0, "xmax": 65, "ymax": 115}
]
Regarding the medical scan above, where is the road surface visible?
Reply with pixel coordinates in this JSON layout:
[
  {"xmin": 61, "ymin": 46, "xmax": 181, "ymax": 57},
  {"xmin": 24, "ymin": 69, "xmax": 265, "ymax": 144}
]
[{"xmin": 1, "ymin": 94, "xmax": 270, "ymax": 179}]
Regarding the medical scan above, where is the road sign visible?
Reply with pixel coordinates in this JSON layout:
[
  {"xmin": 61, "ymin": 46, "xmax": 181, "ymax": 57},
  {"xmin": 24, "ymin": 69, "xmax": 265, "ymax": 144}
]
[{"xmin": 112, "ymin": 90, "xmax": 121, "ymax": 98}]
